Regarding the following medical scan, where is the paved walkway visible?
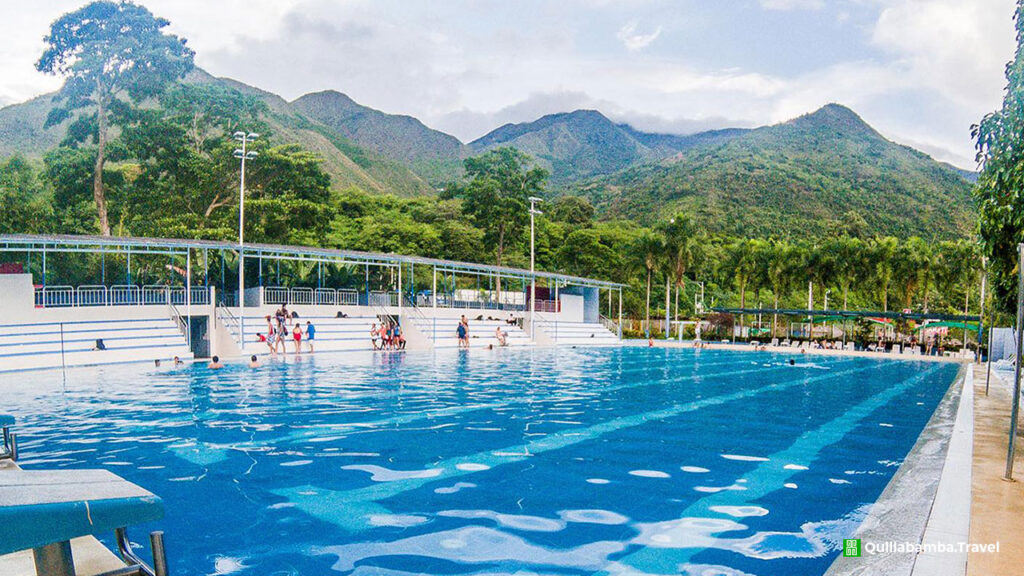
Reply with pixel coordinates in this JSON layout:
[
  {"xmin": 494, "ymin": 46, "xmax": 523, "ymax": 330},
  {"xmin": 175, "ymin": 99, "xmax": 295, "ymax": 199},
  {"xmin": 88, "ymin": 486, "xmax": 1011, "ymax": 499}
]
[{"xmin": 968, "ymin": 364, "xmax": 1024, "ymax": 575}]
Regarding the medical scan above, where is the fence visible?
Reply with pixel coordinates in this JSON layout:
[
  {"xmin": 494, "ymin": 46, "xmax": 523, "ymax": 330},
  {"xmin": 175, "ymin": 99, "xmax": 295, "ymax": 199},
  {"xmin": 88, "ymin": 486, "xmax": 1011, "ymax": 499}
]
[
  {"xmin": 34, "ymin": 285, "xmax": 211, "ymax": 308},
  {"xmin": 264, "ymin": 286, "xmax": 360, "ymax": 306}
]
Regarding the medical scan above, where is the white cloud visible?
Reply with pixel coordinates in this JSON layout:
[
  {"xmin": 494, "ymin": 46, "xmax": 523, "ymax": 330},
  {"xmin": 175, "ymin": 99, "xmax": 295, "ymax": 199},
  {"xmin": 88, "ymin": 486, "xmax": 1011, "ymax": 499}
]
[
  {"xmin": 616, "ymin": 20, "xmax": 662, "ymax": 51},
  {"xmin": 759, "ymin": 0, "xmax": 824, "ymax": 10}
]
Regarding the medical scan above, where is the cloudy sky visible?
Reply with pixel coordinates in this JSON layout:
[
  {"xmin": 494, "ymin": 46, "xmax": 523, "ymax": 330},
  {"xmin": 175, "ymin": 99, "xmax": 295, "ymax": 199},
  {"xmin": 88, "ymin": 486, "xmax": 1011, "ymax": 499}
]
[{"xmin": 0, "ymin": 0, "xmax": 1016, "ymax": 168}]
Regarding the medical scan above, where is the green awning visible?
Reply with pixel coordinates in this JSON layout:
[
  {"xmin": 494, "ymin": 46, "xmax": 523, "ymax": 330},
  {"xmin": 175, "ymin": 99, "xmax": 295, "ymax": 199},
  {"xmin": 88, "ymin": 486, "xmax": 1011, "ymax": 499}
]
[
  {"xmin": 915, "ymin": 321, "xmax": 979, "ymax": 331},
  {"xmin": 809, "ymin": 315, "xmax": 846, "ymax": 324}
]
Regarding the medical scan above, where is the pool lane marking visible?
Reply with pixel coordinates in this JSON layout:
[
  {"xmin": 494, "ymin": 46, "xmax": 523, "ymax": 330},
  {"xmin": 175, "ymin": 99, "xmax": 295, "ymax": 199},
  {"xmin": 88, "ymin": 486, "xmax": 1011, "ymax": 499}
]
[
  {"xmin": 165, "ymin": 353, "xmax": 767, "ymax": 466},
  {"xmin": 611, "ymin": 363, "xmax": 950, "ymax": 574},
  {"xmin": 224, "ymin": 356, "xmax": 852, "ymax": 450},
  {"xmin": 270, "ymin": 359, "xmax": 874, "ymax": 531}
]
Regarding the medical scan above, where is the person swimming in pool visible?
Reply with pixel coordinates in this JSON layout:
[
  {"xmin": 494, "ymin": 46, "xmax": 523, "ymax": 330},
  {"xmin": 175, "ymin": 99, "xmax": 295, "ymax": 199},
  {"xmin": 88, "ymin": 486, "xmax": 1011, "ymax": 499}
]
[
  {"xmin": 249, "ymin": 355, "xmax": 260, "ymax": 368},
  {"xmin": 208, "ymin": 355, "xmax": 224, "ymax": 369}
]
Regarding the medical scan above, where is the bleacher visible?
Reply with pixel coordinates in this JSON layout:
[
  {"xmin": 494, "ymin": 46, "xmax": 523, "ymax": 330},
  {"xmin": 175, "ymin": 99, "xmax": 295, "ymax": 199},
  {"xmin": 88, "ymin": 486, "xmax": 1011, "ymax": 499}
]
[
  {"xmin": 536, "ymin": 319, "xmax": 620, "ymax": 346},
  {"xmin": 406, "ymin": 316, "xmax": 531, "ymax": 349},
  {"xmin": 237, "ymin": 314, "xmax": 380, "ymax": 354},
  {"xmin": 0, "ymin": 317, "xmax": 193, "ymax": 372}
]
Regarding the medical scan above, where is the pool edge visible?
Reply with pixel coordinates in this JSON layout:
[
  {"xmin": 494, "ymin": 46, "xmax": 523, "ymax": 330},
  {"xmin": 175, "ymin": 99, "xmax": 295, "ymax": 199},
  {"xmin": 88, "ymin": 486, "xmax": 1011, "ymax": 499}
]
[{"xmin": 825, "ymin": 363, "xmax": 970, "ymax": 576}]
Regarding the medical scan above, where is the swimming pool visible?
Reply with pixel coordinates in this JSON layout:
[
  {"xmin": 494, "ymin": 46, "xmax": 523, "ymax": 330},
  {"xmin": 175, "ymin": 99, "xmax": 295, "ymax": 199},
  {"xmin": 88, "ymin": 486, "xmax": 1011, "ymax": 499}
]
[{"xmin": 3, "ymin": 347, "xmax": 960, "ymax": 575}]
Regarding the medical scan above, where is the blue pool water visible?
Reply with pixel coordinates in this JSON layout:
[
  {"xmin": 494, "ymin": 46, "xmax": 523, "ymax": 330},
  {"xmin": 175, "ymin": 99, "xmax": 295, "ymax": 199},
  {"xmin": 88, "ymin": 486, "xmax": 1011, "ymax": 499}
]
[{"xmin": 3, "ymin": 347, "xmax": 959, "ymax": 576}]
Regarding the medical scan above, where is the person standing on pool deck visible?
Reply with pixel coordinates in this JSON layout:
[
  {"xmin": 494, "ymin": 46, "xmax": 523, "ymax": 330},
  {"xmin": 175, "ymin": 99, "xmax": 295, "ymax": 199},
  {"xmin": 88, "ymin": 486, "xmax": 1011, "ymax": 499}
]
[
  {"xmin": 370, "ymin": 323, "xmax": 380, "ymax": 350},
  {"xmin": 305, "ymin": 321, "xmax": 315, "ymax": 353}
]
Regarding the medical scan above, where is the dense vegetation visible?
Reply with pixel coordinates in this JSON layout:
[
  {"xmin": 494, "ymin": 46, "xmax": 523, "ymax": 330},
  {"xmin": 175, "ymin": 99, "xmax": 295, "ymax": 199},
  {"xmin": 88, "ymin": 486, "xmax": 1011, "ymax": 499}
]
[
  {"xmin": 574, "ymin": 105, "xmax": 975, "ymax": 239},
  {"xmin": 0, "ymin": 0, "xmax": 986, "ymax": 328},
  {"xmin": 976, "ymin": 0, "xmax": 1024, "ymax": 316}
]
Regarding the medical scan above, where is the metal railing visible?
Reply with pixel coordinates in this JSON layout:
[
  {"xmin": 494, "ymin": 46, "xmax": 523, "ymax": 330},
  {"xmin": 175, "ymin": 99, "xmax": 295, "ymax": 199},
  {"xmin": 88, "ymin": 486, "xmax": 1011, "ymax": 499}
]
[
  {"xmin": 264, "ymin": 286, "xmax": 340, "ymax": 306},
  {"xmin": 34, "ymin": 285, "xmax": 74, "ymax": 307},
  {"xmin": 216, "ymin": 303, "xmax": 241, "ymax": 345},
  {"xmin": 599, "ymin": 314, "xmax": 621, "ymax": 339},
  {"xmin": 33, "ymin": 284, "xmax": 211, "ymax": 308},
  {"xmin": 369, "ymin": 291, "xmax": 398, "ymax": 307},
  {"xmin": 169, "ymin": 304, "xmax": 188, "ymax": 338}
]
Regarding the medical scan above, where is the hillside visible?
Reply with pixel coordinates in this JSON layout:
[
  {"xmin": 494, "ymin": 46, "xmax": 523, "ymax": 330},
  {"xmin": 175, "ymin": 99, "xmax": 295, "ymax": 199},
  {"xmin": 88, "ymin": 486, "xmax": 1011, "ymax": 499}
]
[
  {"xmin": 573, "ymin": 104, "xmax": 975, "ymax": 239},
  {"xmin": 471, "ymin": 110, "xmax": 671, "ymax": 183},
  {"xmin": 292, "ymin": 90, "xmax": 465, "ymax": 185},
  {"xmin": 0, "ymin": 70, "xmax": 436, "ymax": 197}
]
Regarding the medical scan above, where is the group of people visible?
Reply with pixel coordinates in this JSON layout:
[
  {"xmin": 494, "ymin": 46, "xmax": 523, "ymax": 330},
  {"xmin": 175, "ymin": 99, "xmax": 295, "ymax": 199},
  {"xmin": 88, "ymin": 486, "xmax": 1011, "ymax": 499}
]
[
  {"xmin": 371, "ymin": 321, "xmax": 406, "ymax": 350},
  {"xmin": 257, "ymin": 304, "xmax": 316, "ymax": 355}
]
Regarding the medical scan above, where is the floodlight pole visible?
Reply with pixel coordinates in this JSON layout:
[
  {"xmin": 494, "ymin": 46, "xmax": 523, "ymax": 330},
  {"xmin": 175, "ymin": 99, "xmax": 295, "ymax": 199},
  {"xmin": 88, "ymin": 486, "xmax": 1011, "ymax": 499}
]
[
  {"xmin": 234, "ymin": 132, "xmax": 258, "ymax": 346},
  {"xmin": 1006, "ymin": 244, "xmax": 1023, "ymax": 481},
  {"xmin": 529, "ymin": 197, "xmax": 543, "ymax": 341}
]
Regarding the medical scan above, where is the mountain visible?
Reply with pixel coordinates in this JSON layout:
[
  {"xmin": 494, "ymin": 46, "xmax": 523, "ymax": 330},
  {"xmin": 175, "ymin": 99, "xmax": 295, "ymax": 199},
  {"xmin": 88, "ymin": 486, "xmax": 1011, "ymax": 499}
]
[
  {"xmin": 573, "ymin": 104, "xmax": 975, "ymax": 239},
  {"xmin": 291, "ymin": 90, "xmax": 465, "ymax": 184},
  {"xmin": 0, "ymin": 70, "xmax": 437, "ymax": 197},
  {"xmin": 0, "ymin": 73, "xmax": 975, "ymax": 239},
  {"xmin": 469, "ymin": 109, "xmax": 752, "ymax": 184}
]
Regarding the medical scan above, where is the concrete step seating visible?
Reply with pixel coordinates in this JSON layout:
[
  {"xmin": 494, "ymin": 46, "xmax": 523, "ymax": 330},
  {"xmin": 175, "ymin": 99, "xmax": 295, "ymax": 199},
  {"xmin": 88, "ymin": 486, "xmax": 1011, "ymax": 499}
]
[
  {"xmin": 0, "ymin": 318, "xmax": 192, "ymax": 371},
  {"xmin": 408, "ymin": 317, "xmax": 531, "ymax": 349},
  {"xmin": 537, "ymin": 320, "xmax": 619, "ymax": 345},
  {"xmin": 239, "ymin": 315, "xmax": 379, "ymax": 353}
]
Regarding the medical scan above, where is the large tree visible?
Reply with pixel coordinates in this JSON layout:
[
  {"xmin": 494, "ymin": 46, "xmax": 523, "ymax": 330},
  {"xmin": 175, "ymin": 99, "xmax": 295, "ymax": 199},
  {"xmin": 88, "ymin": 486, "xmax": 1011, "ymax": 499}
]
[
  {"xmin": 975, "ymin": 0, "xmax": 1024, "ymax": 315},
  {"xmin": 448, "ymin": 147, "xmax": 548, "ymax": 295},
  {"xmin": 37, "ymin": 0, "xmax": 194, "ymax": 235}
]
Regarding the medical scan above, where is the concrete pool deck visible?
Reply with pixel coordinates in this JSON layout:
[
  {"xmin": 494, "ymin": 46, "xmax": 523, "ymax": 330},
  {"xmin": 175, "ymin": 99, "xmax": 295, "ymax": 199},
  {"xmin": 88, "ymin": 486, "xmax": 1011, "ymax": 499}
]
[{"xmin": 966, "ymin": 364, "xmax": 1024, "ymax": 576}]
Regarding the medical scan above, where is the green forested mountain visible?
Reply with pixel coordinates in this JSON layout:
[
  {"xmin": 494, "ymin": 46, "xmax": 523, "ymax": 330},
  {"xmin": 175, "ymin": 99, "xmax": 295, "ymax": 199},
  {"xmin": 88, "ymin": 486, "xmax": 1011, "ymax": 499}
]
[
  {"xmin": 292, "ymin": 90, "xmax": 465, "ymax": 185},
  {"xmin": 573, "ymin": 104, "xmax": 975, "ymax": 239},
  {"xmin": 0, "ymin": 70, "xmax": 974, "ymax": 239},
  {"xmin": 470, "ymin": 110, "xmax": 680, "ymax": 183}
]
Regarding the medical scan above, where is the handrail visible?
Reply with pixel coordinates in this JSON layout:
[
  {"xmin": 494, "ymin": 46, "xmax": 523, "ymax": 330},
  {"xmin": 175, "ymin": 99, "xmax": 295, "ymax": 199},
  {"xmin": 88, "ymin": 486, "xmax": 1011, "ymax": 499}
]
[
  {"xmin": 599, "ymin": 314, "xmax": 620, "ymax": 339},
  {"xmin": 216, "ymin": 303, "xmax": 241, "ymax": 346},
  {"xmin": 168, "ymin": 304, "xmax": 188, "ymax": 338}
]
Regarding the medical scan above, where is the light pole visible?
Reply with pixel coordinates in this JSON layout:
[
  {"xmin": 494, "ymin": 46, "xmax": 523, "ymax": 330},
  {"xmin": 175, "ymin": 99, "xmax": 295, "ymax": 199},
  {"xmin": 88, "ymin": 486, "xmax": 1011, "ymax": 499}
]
[
  {"xmin": 233, "ymin": 131, "xmax": 258, "ymax": 343},
  {"xmin": 529, "ymin": 196, "xmax": 543, "ymax": 340},
  {"xmin": 824, "ymin": 289, "xmax": 831, "ymax": 311}
]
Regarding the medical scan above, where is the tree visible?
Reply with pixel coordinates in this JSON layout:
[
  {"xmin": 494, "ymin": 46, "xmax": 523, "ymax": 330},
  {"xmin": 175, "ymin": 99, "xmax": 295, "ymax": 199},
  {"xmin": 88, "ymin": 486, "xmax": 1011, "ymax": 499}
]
[
  {"xmin": 720, "ymin": 239, "xmax": 763, "ymax": 331},
  {"xmin": 37, "ymin": 1, "xmax": 194, "ymax": 235},
  {"xmin": 826, "ymin": 236, "xmax": 864, "ymax": 310},
  {"xmin": 634, "ymin": 230, "xmax": 665, "ymax": 334},
  {"xmin": 660, "ymin": 212, "xmax": 705, "ymax": 323},
  {"xmin": 869, "ymin": 237, "xmax": 898, "ymax": 311},
  {"xmin": 765, "ymin": 240, "xmax": 797, "ymax": 335},
  {"xmin": 975, "ymin": 1, "xmax": 1024, "ymax": 315},
  {"xmin": 548, "ymin": 195, "xmax": 595, "ymax": 226},
  {"xmin": 449, "ymin": 147, "xmax": 548, "ymax": 295}
]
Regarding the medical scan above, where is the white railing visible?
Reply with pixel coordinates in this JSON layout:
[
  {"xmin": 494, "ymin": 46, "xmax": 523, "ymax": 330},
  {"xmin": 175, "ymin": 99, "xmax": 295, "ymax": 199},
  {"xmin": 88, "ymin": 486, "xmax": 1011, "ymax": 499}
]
[
  {"xmin": 338, "ymin": 289, "xmax": 358, "ymax": 305},
  {"xmin": 532, "ymin": 299, "xmax": 560, "ymax": 313},
  {"xmin": 369, "ymin": 291, "xmax": 398, "ymax": 307},
  {"xmin": 34, "ymin": 286, "xmax": 75, "ymax": 307},
  {"xmin": 263, "ymin": 286, "xmax": 319, "ymax": 306},
  {"xmin": 142, "ymin": 285, "xmax": 170, "ymax": 305},
  {"xmin": 111, "ymin": 285, "xmax": 140, "ymax": 305},
  {"xmin": 32, "ymin": 284, "xmax": 211, "ymax": 308},
  {"xmin": 314, "ymin": 288, "xmax": 336, "ymax": 305},
  {"xmin": 216, "ymin": 304, "xmax": 241, "ymax": 345},
  {"xmin": 600, "ymin": 314, "xmax": 621, "ymax": 339},
  {"xmin": 77, "ymin": 285, "xmax": 108, "ymax": 306},
  {"xmin": 169, "ymin": 304, "xmax": 188, "ymax": 338},
  {"xmin": 264, "ymin": 286, "xmax": 289, "ymax": 305}
]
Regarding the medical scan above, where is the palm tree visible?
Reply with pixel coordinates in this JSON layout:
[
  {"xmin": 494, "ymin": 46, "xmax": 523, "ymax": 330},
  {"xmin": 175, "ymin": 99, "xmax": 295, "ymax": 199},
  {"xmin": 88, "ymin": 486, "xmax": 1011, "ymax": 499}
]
[
  {"xmin": 765, "ymin": 240, "xmax": 796, "ymax": 336},
  {"xmin": 661, "ymin": 213, "xmax": 705, "ymax": 329},
  {"xmin": 635, "ymin": 230, "xmax": 665, "ymax": 335},
  {"xmin": 869, "ymin": 237, "xmax": 899, "ymax": 311},
  {"xmin": 825, "ymin": 236, "xmax": 864, "ymax": 310},
  {"xmin": 720, "ymin": 238, "xmax": 763, "ymax": 332}
]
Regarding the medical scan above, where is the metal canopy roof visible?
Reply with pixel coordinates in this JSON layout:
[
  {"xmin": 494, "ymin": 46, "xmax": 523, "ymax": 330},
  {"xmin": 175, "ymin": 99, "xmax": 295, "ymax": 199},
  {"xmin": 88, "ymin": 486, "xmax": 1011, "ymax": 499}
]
[
  {"xmin": 0, "ymin": 234, "xmax": 626, "ymax": 289},
  {"xmin": 709, "ymin": 307, "xmax": 981, "ymax": 323}
]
